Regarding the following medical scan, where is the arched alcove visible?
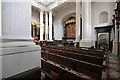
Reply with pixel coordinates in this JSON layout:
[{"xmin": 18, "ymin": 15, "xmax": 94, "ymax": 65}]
[
  {"xmin": 63, "ymin": 14, "xmax": 76, "ymax": 38},
  {"xmin": 99, "ymin": 11, "xmax": 108, "ymax": 24}
]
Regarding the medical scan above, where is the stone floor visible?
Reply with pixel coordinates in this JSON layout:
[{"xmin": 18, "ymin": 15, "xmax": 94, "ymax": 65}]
[{"xmin": 106, "ymin": 51, "xmax": 120, "ymax": 79}]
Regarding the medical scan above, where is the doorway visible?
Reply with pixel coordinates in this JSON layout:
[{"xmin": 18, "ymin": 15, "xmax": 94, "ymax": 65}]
[{"xmin": 95, "ymin": 25, "xmax": 113, "ymax": 50}]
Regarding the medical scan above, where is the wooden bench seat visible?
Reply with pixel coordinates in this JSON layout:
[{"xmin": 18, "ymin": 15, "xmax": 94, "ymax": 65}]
[
  {"xmin": 42, "ymin": 52, "xmax": 104, "ymax": 80},
  {"xmin": 47, "ymin": 48, "xmax": 104, "ymax": 65},
  {"xmin": 41, "ymin": 59, "xmax": 91, "ymax": 80},
  {"xmin": 41, "ymin": 46, "xmax": 105, "ymax": 79},
  {"xmin": 75, "ymin": 60, "xmax": 103, "ymax": 80},
  {"xmin": 46, "ymin": 46, "xmax": 105, "ymax": 58},
  {"xmin": 66, "ymin": 48, "xmax": 104, "ymax": 58}
]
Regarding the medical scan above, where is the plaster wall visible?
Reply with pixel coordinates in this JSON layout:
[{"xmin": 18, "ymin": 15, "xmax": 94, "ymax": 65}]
[{"xmin": 53, "ymin": 3, "xmax": 76, "ymax": 40}]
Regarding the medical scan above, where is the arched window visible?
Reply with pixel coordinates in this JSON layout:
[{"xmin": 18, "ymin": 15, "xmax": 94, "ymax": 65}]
[{"xmin": 99, "ymin": 12, "xmax": 108, "ymax": 24}]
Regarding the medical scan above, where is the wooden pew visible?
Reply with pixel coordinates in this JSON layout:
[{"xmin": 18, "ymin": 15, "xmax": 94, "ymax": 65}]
[
  {"xmin": 75, "ymin": 60, "xmax": 103, "ymax": 80},
  {"xmin": 65, "ymin": 48, "xmax": 104, "ymax": 58},
  {"xmin": 42, "ymin": 52, "xmax": 104, "ymax": 80},
  {"xmin": 41, "ymin": 46, "xmax": 105, "ymax": 79},
  {"xmin": 41, "ymin": 59, "xmax": 93, "ymax": 80},
  {"xmin": 46, "ymin": 46, "xmax": 105, "ymax": 58},
  {"xmin": 47, "ymin": 48, "xmax": 104, "ymax": 66}
]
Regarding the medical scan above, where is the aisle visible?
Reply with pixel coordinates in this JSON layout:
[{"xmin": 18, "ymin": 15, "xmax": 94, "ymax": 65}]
[{"xmin": 107, "ymin": 51, "xmax": 119, "ymax": 79}]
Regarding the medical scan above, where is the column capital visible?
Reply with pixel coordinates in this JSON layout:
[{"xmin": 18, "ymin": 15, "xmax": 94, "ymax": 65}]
[
  {"xmin": 48, "ymin": 10, "xmax": 53, "ymax": 13},
  {"xmin": 39, "ymin": 9, "xmax": 44, "ymax": 12},
  {"xmin": 45, "ymin": 11, "xmax": 48, "ymax": 14}
]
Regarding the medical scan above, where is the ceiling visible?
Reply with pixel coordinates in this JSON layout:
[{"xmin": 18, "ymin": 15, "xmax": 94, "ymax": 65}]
[
  {"xmin": 52, "ymin": 2, "xmax": 76, "ymax": 13},
  {"xmin": 33, "ymin": 0, "xmax": 76, "ymax": 12},
  {"xmin": 36, "ymin": 0, "xmax": 55, "ymax": 6}
]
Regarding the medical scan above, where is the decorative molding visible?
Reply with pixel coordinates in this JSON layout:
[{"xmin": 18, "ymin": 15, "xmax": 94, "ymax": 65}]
[
  {"xmin": 2, "ymin": 49, "xmax": 40, "ymax": 56},
  {"xmin": 33, "ymin": 0, "xmax": 70, "ymax": 11},
  {"xmin": 2, "ymin": 39, "xmax": 34, "ymax": 42},
  {"xmin": 32, "ymin": 0, "xmax": 48, "ymax": 11}
]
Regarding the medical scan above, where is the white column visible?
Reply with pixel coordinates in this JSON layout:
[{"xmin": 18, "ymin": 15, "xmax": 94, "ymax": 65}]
[
  {"xmin": 49, "ymin": 11, "xmax": 53, "ymax": 41},
  {"xmin": 2, "ymin": 2, "xmax": 32, "ymax": 39},
  {"xmin": 76, "ymin": 1, "xmax": 81, "ymax": 42},
  {"xmin": 45, "ymin": 11, "xmax": 48, "ymax": 40},
  {"xmin": 80, "ymin": 0, "xmax": 92, "ymax": 47},
  {"xmin": 112, "ymin": 3, "xmax": 118, "ymax": 55},
  {"xmin": 0, "ymin": 1, "xmax": 2, "ymax": 80},
  {"xmin": 91, "ymin": 2, "xmax": 96, "ymax": 47},
  {"xmin": 114, "ymin": 27, "xmax": 118, "ymax": 56},
  {"xmin": 112, "ymin": 23, "xmax": 118, "ymax": 55},
  {"xmin": 2, "ymin": 2, "xmax": 41, "ymax": 78},
  {"xmin": 40, "ymin": 10, "xmax": 44, "ymax": 41},
  {"xmin": 0, "ymin": 0, "xmax": 1, "ymax": 37}
]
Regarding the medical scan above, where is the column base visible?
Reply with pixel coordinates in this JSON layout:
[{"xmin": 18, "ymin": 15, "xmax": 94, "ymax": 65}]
[
  {"xmin": 45, "ymin": 34, "xmax": 48, "ymax": 40},
  {"xmin": 1, "ymin": 38, "xmax": 41, "ymax": 78},
  {"xmin": 75, "ymin": 35, "xmax": 80, "ymax": 47},
  {"xmin": 47, "ymin": 39, "xmax": 53, "ymax": 41},
  {"xmin": 80, "ymin": 40, "xmax": 92, "ymax": 47}
]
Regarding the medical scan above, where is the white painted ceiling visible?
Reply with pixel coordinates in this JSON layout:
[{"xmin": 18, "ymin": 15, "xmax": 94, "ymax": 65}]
[
  {"xmin": 36, "ymin": 0, "xmax": 55, "ymax": 6},
  {"xmin": 33, "ymin": 0, "xmax": 75, "ymax": 11},
  {"xmin": 52, "ymin": 2, "xmax": 76, "ymax": 13}
]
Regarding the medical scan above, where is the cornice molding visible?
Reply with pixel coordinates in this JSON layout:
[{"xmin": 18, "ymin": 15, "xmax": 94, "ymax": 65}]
[{"xmin": 32, "ymin": 0, "xmax": 68, "ymax": 11}]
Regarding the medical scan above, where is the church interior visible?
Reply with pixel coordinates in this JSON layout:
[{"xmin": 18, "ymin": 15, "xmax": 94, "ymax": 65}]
[{"xmin": 0, "ymin": 0, "xmax": 120, "ymax": 80}]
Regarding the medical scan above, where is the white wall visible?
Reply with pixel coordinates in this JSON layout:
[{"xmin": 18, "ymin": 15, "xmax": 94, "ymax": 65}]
[
  {"xmin": 53, "ymin": 2, "xmax": 114, "ymax": 41},
  {"xmin": 0, "ymin": 1, "xmax": 2, "ymax": 80},
  {"xmin": 94, "ymin": 2, "xmax": 114, "ymax": 27},
  {"xmin": 53, "ymin": 4, "xmax": 76, "ymax": 40},
  {"xmin": 92, "ymin": 2, "xmax": 114, "ymax": 47},
  {"xmin": 32, "ymin": 6, "xmax": 39, "ymax": 22}
]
